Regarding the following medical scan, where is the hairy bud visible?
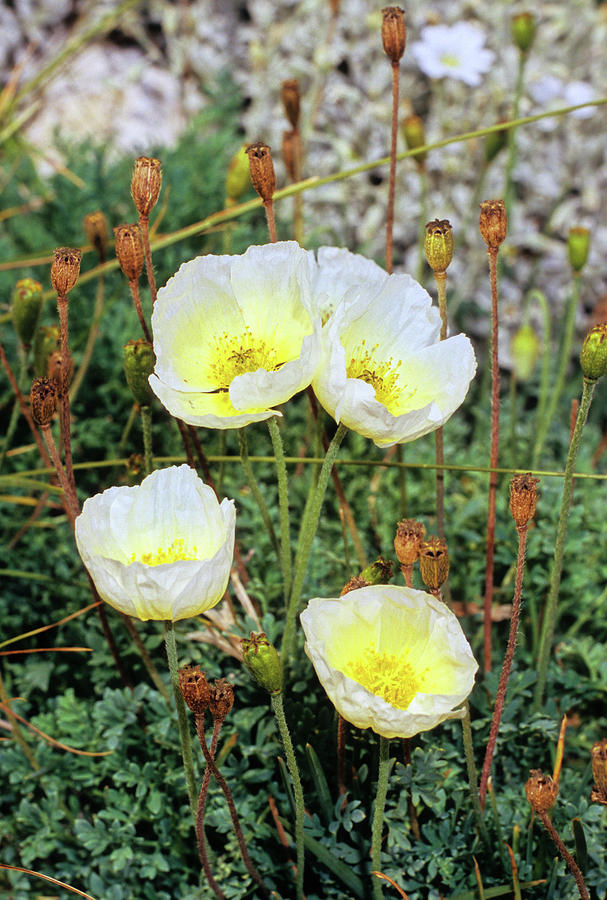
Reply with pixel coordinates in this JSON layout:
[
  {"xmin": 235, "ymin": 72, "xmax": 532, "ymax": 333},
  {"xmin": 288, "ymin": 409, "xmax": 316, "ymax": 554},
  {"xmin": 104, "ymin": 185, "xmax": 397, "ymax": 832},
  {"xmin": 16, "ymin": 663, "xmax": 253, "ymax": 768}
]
[
  {"xmin": 225, "ymin": 145, "xmax": 251, "ymax": 202},
  {"xmin": 567, "ymin": 227, "xmax": 590, "ymax": 273},
  {"xmin": 123, "ymin": 339, "xmax": 155, "ymax": 406},
  {"xmin": 425, "ymin": 219, "xmax": 454, "ymax": 273},
  {"xmin": 12, "ymin": 278, "xmax": 44, "ymax": 347},
  {"xmin": 241, "ymin": 632, "xmax": 283, "ymax": 694},
  {"xmin": 580, "ymin": 324, "xmax": 607, "ymax": 381}
]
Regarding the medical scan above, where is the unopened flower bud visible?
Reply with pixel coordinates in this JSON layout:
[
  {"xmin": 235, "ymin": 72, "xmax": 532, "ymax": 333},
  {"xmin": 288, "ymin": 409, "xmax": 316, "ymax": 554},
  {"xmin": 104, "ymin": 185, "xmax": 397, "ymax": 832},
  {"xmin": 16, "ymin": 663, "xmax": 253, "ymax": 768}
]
[
  {"xmin": 11, "ymin": 278, "xmax": 43, "ymax": 347},
  {"xmin": 419, "ymin": 537, "xmax": 449, "ymax": 592},
  {"xmin": 246, "ymin": 142, "xmax": 276, "ymax": 203},
  {"xmin": 425, "ymin": 219, "xmax": 454, "ymax": 273},
  {"xmin": 484, "ymin": 126, "xmax": 509, "ymax": 165},
  {"xmin": 402, "ymin": 114, "xmax": 427, "ymax": 167},
  {"xmin": 30, "ymin": 377, "xmax": 57, "ymax": 427},
  {"xmin": 394, "ymin": 518, "xmax": 426, "ymax": 566},
  {"xmin": 51, "ymin": 247, "xmax": 81, "ymax": 296},
  {"xmin": 591, "ymin": 739, "xmax": 607, "ymax": 805},
  {"xmin": 525, "ymin": 769, "xmax": 558, "ymax": 812},
  {"xmin": 580, "ymin": 324, "xmax": 607, "ymax": 381},
  {"xmin": 83, "ymin": 211, "xmax": 108, "ymax": 262},
  {"xmin": 47, "ymin": 350, "xmax": 73, "ymax": 394},
  {"xmin": 361, "ymin": 557, "xmax": 394, "ymax": 585},
  {"xmin": 33, "ymin": 324, "xmax": 61, "ymax": 378},
  {"xmin": 282, "ymin": 129, "xmax": 301, "ymax": 182},
  {"xmin": 208, "ymin": 678, "xmax": 234, "ymax": 720},
  {"xmin": 340, "ymin": 574, "xmax": 370, "ymax": 595},
  {"xmin": 178, "ymin": 665, "xmax": 211, "ymax": 716},
  {"xmin": 567, "ymin": 227, "xmax": 590, "ymax": 273},
  {"xmin": 241, "ymin": 632, "xmax": 283, "ymax": 694},
  {"xmin": 225, "ymin": 145, "xmax": 251, "ymax": 202},
  {"xmin": 114, "ymin": 224, "xmax": 144, "ymax": 282},
  {"xmin": 511, "ymin": 12, "xmax": 536, "ymax": 53},
  {"xmin": 511, "ymin": 324, "xmax": 540, "ymax": 381},
  {"xmin": 509, "ymin": 473, "xmax": 539, "ymax": 529},
  {"xmin": 131, "ymin": 156, "xmax": 162, "ymax": 218},
  {"xmin": 123, "ymin": 339, "xmax": 155, "ymax": 406},
  {"xmin": 281, "ymin": 79, "xmax": 301, "ymax": 129},
  {"xmin": 479, "ymin": 199, "xmax": 507, "ymax": 250},
  {"xmin": 381, "ymin": 7, "xmax": 406, "ymax": 65}
]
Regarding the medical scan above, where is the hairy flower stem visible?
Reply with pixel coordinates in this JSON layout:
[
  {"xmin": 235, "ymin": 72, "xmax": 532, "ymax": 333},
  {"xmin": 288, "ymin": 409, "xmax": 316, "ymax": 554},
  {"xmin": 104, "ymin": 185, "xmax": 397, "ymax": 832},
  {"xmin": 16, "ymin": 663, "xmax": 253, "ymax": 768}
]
[
  {"xmin": 139, "ymin": 215, "xmax": 158, "ymax": 304},
  {"xmin": 283, "ymin": 423, "xmax": 347, "ymax": 666},
  {"xmin": 264, "ymin": 200, "xmax": 277, "ymax": 243},
  {"xmin": 371, "ymin": 736, "xmax": 391, "ymax": 899},
  {"xmin": 385, "ymin": 63, "xmax": 400, "ymax": 275},
  {"xmin": 56, "ymin": 295, "xmax": 76, "ymax": 495},
  {"xmin": 537, "ymin": 811, "xmax": 590, "ymax": 900},
  {"xmin": 164, "ymin": 621, "xmax": 198, "ymax": 821},
  {"xmin": 533, "ymin": 377, "xmax": 596, "ymax": 710},
  {"xmin": 140, "ymin": 404, "xmax": 153, "ymax": 476},
  {"xmin": 434, "ymin": 270, "xmax": 448, "ymax": 542},
  {"xmin": 195, "ymin": 716, "xmax": 226, "ymax": 900},
  {"xmin": 237, "ymin": 429, "xmax": 279, "ymax": 557},
  {"xmin": 40, "ymin": 423, "xmax": 80, "ymax": 523},
  {"xmin": 271, "ymin": 691, "xmax": 305, "ymax": 900},
  {"xmin": 337, "ymin": 715, "xmax": 347, "ymax": 796},
  {"xmin": 483, "ymin": 246, "xmax": 501, "ymax": 673},
  {"xmin": 128, "ymin": 279, "xmax": 152, "ymax": 342},
  {"xmin": 461, "ymin": 703, "xmax": 491, "ymax": 851},
  {"xmin": 268, "ymin": 416, "xmax": 292, "ymax": 600},
  {"xmin": 195, "ymin": 715, "xmax": 270, "ymax": 898},
  {"xmin": 479, "ymin": 524, "xmax": 528, "ymax": 807}
]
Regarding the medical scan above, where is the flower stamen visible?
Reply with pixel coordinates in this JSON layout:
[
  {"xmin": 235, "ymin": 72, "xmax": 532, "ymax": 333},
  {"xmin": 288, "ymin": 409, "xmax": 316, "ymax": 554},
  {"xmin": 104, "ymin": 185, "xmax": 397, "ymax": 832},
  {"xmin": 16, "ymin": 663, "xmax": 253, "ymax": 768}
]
[
  {"xmin": 346, "ymin": 340, "xmax": 417, "ymax": 412},
  {"xmin": 208, "ymin": 327, "xmax": 286, "ymax": 388},
  {"xmin": 128, "ymin": 537, "xmax": 198, "ymax": 566},
  {"xmin": 343, "ymin": 644, "xmax": 425, "ymax": 709}
]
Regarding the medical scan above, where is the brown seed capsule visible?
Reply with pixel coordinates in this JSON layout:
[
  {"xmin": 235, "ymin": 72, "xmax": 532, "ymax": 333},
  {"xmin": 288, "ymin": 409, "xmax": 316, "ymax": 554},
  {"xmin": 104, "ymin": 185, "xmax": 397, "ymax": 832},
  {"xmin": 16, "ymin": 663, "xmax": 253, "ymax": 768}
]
[
  {"xmin": 83, "ymin": 211, "xmax": 108, "ymax": 262},
  {"xmin": 47, "ymin": 350, "xmax": 73, "ymax": 395},
  {"xmin": 51, "ymin": 247, "xmax": 82, "ymax": 297},
  {"xmin": 419, "ymin": 537, "xmax": 449, "ymax": 592},
  {"xmin": 340, "ymin": 574, "xmax": 370, "ymax": 595},
  {"xmin": 425, "ymin": 219, "xmax": 454, "ymax": 273},
  {"xmin": 591, "ymin": 739, "xmax": 607, "ymax": 805},
  {"xmin": 479, "ymin": 199, "xmax": 508, "ymax": 250},
  {"xmin": 525, "ymin": 769, "xmax": 559, "ymax": 812},
  {"xmin": 30, "ymin": 377, "xmax": 58, "ymax": 427},
  {"xmin": 281, "ymin": 79, "xmax": 301, "ymax": 129},
  {"xmin": 178, "ymin": 665, "xmax": 211, "ymax": 716},
  {"xmin": 209, "ymin": 678, "xmax": 234, "ymax": 720},
  {"xmin": 131, "ymin": 156, "xmax": 162, "ymax": 218},
  {"xmin": 381, "ymin": 7, "xmax": 406, "ymax": 65},
  {"xmin": 394, "ymin": 518, "xmax": 426, "ymax": 567},
  {"xmin": 246, "ymin": 141, "xmax": 276, "ymax": 203},
  {"xmin": 114, "ymin": 224, "xmax": 145, "ymax": 282},
  {"xmin": 282, "ymin": 129, "xmax": 301, "ymax": 183},
  {"xmin": 509, "ymin": 473, "xmax": 539, "ymax": 529}
]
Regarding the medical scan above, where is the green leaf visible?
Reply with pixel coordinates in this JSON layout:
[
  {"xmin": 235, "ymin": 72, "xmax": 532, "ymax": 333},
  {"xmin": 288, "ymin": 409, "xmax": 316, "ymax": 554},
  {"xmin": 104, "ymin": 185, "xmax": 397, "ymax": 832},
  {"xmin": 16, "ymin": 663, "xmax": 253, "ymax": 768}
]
[
  {"xmin": 305, "ymin": 742, "xmax": 333, "ymax": 824},
  {"xmin": 572, "ymin": 817, "xmax": 588, "ymax": 874}
]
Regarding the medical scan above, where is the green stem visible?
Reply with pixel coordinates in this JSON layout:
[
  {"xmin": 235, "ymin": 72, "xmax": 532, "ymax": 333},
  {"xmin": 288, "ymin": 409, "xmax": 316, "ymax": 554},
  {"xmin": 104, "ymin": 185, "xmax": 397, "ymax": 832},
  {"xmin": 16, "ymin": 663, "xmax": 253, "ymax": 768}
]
[
  {"xmin": 371, "ymin": 736, "xmax": 391, "ymax": 899},
  {"xmin": 529, "ymin": 290, "xmax": 551, "ymax": 465},
  {"xmin": 163, "ymin": 621, "xmax": 198, "ymax": 822},
  {"xmin": 271, "ymin": 692, "xmax": 305, "ymax": 900},
  {"xmin": 121, "ymin": 614, "xmax": 170, "ymax": 704},
  {"xmin": 461, "ymin": 702, "xmax": 491, "ymax": 851},
  {"xmin": 268, "ymin": 416, "xmax": 292, "ymax": 600},
  {"xmin": 141, "ymin": 405, "xmax": 153, "ymax": 476},
  {"xmin": 282, "ymin": 423, "xmax": 347, "ymax": 665},
  {"xmin": 237, "ymin": 428, "xmax": 279, "ymax": 557},
  {"xmin": 533, "ymin": 377, "xmax": 596, "ymax": 710},
  {"xmin": 509, "ymin": 372, "xmax": 518, "ymax": 467}
]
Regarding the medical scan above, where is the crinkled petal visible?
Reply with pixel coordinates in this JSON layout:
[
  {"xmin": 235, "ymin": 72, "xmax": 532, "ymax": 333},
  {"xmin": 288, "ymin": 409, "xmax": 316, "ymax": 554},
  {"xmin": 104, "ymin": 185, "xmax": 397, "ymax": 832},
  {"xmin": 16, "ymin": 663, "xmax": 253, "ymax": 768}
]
[
  {"xmin": 149, "ymin": 374, "xmax": 276, "ymax": 429},
  {"xmin": 308, "ymin": 246, "xmax": 388, "ymax": 323}
]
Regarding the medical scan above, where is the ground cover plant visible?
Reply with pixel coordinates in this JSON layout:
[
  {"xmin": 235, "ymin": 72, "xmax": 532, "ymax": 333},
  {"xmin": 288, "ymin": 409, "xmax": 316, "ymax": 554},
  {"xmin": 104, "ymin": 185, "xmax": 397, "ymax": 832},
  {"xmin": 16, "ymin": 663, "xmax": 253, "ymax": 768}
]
[{"xmin": 1, "ymin": 3, "xmax": 607, "ymax": 899}]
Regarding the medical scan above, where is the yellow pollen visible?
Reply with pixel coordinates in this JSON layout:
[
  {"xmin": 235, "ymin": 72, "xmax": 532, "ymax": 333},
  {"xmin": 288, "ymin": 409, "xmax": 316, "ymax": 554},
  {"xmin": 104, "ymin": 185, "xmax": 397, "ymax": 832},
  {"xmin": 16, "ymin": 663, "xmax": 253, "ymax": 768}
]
[
  {"xmin": 208, "ymin": 327, "xmax": 285, "ymax": 388},
  {"xmin": 342, "ymin": 645, "xmax": 422, "ymax": 710},
  {"xmin": 346, "ymin": 340, "xmax": 416, "ymax": 412},
  {"xmin": 128, "ymin": 537, "xmax": 197, "ymax": 567}
]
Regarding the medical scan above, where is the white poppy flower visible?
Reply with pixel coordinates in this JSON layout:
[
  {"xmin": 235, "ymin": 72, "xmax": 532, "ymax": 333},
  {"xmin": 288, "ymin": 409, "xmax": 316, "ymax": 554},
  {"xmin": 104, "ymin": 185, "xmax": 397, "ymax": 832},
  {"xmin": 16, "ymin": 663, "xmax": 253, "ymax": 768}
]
[
  {"xmin": 300, "ymin": 585, "xmax": 478, "ymax": 739},
  {"xmin": 149, "ymin": 242, "xmax": 322, "ymax": 429},
  {"xmin": 312, "ymin": 272, "xmax": 477, "ymax": 447},
  {"xmin": 410, "ymin": 23, "xmax": 495, "ymax": 87},
  {"xmin": 306, "ymin": 246, "xmax": 388, "ymax": 325},
  {"xmin": 75, "ymin": 465, "xmax": 235, "ymax": 622}
]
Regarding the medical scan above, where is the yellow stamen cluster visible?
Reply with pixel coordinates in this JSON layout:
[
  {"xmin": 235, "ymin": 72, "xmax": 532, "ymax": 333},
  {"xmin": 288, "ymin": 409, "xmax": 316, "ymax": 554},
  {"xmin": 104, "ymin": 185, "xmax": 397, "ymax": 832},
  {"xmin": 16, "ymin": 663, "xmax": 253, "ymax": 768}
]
[
  {"xmin": 342, "ymin": 644, "xmax": 424, "ymax": 709},
  {"xmin": 128, "ymin": 537, "xmax": 197, "ymax": 567},
  {"xmin": 346, "ymin": 340, "xmax": 416, "ymax": 412},
  {"xmin": 208, "ymin": 328, "xmax": 285, "ymax": 388}
]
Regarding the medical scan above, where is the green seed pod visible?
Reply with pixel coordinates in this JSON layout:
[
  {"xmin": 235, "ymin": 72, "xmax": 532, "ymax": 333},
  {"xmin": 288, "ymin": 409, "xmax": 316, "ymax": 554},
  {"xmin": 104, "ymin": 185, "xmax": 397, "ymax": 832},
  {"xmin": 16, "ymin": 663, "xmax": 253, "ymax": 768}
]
[
  {"xmin": 12, "ymin": 278, "xmax": 44, "ymax": 347},
  {"xmin": 511, "ymin": 323, "xmax": 540, "ymax": 381},
  {"xmin": 225, "ymin": 145, "xmax": 251, "ymax": 202},
  {"xmin": 33, "ymin": 324, "xmax": 61, "ymax": 377},
  {"xmin": 123, "ymin": 339, "xmax": 155, "ymax": 406},
  {"xmin": 580, "ymin": 324, "xmax": 607, "ymax": 381},
  {"xmin": 241, "ymin": 632, "xmax": 283, "ymax": 694},
  {"xmin": 360, "ymin": 557, "xmax": 394, "ymax": 585},
  {"xmin": 511, "ymin": 12, "xmax": 536, "ymax": 54},
  {"xmin": 425, "ymin": 219, "xmax": 454, "ymax": 273},
  {"xmin": 567, "ymin": 227, "xmax": 590, "ymax": 273}
]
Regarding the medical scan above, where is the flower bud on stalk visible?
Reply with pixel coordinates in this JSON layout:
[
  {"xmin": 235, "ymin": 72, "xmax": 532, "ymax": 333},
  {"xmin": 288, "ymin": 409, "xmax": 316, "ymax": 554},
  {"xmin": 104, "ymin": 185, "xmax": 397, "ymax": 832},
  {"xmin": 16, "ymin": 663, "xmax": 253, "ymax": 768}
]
[
  {"xmin": 30, "ymin": 377, "xmax": 57, "ymax": 427},
  {"xmin": 381, "ymin": 6, "xmax": 406, "ymax": 64},
  {"xmin": 525, "ymin": 769, "xmax": 559, "ymax": 813},
  {"xmin": 11, "ymin": 278, "xmax": 44, "ymax": 347},
  {"xmin": 425, "ymin": 219, "xmax": 454, "ymax": 274},
  {"xmin": 567, "ymin": 227, "xmax": 590, "ymax": 273},
  {"xmin": 51, "ymin": 247, "xmax": 81, "ymax": 297},
  {"xmin": 479, "ymin": 200, "xmax": 507, "ymax": 250},
  {"xmin": 242, "ymin": 632, "xmax": 283, "ymax": 694},
  {"xmin": 580, "ymin": 324, "xmax": 607, "ymax": 381},
  {"xmin": 123, "ymin": 339, "xmax": 155, "ymax": 406},
  {"xmin": 509, "ymin": 473, "xmax": 539, "ymax": 529},
  {"xmin": 281, "ymin": 79, "xmax": 301, "ymax": 129},
  {"xmin": 511, "ymin": 324, "xmax": 540, "ymax": 380},
  {"xmin": 360, "ymin": 557, "xmax": 394, "ymax": 585},
  {"xmin": 511, "ymin": 12, "xmax": 536, "ymax": 54},
  {"xmin": 131, "ymin": 156, "xmax": 162, "ymax": 218},
  {"xmin": 114, "ymin": 224, "xmax": 144, "ymax": 282},
  {"xmin": 33, "ymin": 324, "xmax": 61, "ymax": 377},
  {"xmin": 83, "ymin": 211, "xmax": 108, "ymax": 262},
  {"xmin": 178, "ymin": 665, "xmax": 211, "ymax": 716},
  {"xmin": 209, "ymin": 678, "xmax": 235, "ymax": 721},
  {"xmin": 402, "ymin": 114, "xmax": 427, "ymax": 169},
  {"xmin": 591, "ymin": 739, "xmax": 607, "ymax": 805},
  {"xmin": 225, "ymin": 145, "xmax": 251, "ymax": 203},
  {"xmin": 245, "ymin": 141, "xmax": 276, "ymax": 204}
]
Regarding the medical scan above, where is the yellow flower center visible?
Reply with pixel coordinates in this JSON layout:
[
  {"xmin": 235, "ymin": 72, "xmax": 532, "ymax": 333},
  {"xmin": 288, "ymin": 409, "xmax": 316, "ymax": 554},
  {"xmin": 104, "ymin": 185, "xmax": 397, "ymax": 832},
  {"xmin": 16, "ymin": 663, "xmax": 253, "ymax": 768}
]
[
  {"xmin": 440, "ymin": 53, "xmax": 461, "ymax": 68},
  {"xmin": 128, "ymin": 537, "xmax": 197, "ymax": 566},
  {"xmin": 346, "ymin": 341, "xmax": 416, "ymax": 413},
  {"xmin": 342, "ymin": 644, "xmax": 423, "ymax": 710},
  {"xmin": 208, "ymin": 328, "xmax": 285, "ymax": 389}
]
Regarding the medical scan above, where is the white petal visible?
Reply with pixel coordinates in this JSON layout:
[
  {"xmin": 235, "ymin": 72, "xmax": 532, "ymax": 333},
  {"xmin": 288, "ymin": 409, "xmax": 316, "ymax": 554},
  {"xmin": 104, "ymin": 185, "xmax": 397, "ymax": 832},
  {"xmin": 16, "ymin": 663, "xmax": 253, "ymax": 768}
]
[{"xmin": 149, "ymin": 374, "xmax": 275, "ymax": 429}]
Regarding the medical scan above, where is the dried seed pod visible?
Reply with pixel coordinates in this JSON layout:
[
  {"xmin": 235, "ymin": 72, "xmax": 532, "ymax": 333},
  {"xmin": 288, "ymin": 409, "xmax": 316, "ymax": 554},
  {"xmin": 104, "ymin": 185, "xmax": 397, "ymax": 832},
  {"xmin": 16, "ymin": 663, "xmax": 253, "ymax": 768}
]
[
  {"xmin": 381, "ymin": 6, "xmax": 406, "ymax": 65},
  {"xmin": 394, "ymin": 518, "xmax": 426, "ymax": 567},
  {"xmin": 580, "ymin": 324, "xmax": 607, "ymax": 381},
  {"xmin": 51, "ymin": 247, "xmax": 82, "ymax": 296},
  {"xmin": 114, "ymin": 224, "xmax": 144, "ymax": 282},
  {"xmin": 178, "ymin": 665, "xmax": 211, "ymax": 716},
  {"xmin": 282, "ymin": 129, "xmax": 300, "ymax": 182},
  {"xmin": 11, "ymin": 278, "xmax": 44, "ymax": 347},
  {"xmin": 591, "ymin": 739, "xmax": 607, "ymax": 805},
  {"xmin": 83, "ymin": 211, "xmax": 109, "ymax": 261},
  {"xmin": 425, "ymin": 219, "xmax": 454, "ymax": 273},
  {"xmin": 30, "ymin": 377, "xmax": 57, "ymax": 427},
  {"xmin": 281, "ymin": 79, "xmax": 301, "ymax": 129},
  {"xmin": 419, "ymin": 537, "xmax": 449, "ymax": 592},
  {"xmin": 241, "ymin": 632, "xmax": 283, "ymax": 694},
  {"xmin": 525, "ymin": 769, "xmax": 559, "ymax": 812},
  {"xmin": 131, "ymin": 156, "xmax": 162, "ymax": 218},
  {"xmin": 246, "ymin": 141, "xmax": 276, "ymax": 203},
  {"xmin": 47, "ymin": 349, "xmax": 73, "ymax": 394},
  {"xmin": 340, "ymin": 574, "xmax": 370, "ymax": 595},
  {"xmin": 479, "ymin": 199, "xmax": 507, "ymax": 250},
  {"xmin": 209, "ymin": 678, "xmax": 235, "ymax": 720},
  {"xmin": 509, "ymin": 473, "xmax": 539, "ymax": 528}
]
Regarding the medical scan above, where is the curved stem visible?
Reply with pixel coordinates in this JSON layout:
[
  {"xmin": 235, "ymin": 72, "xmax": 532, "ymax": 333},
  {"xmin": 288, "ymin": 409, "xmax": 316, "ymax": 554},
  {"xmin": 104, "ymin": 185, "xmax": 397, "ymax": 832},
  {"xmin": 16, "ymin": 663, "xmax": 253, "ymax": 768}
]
[
  {"xmin": 434, "ymin": 270, "xmax": 448, "ymax": 541},
  {"xmin": 538, "ymin": 811, "xmax": 589, "ymax": 900},
  {"xmin": 196, "ymin": 716, "xmax": 226, "ymax": 900},
  {"xmin": 385, "ymin": 63, "xmax": 400, "ymax": 274},
  {"xmin": 237, "ymin": 428, "xmax": 279, "ymax": 557},
  {"xmin": 268, "ymin": 416, "xmax": 292, "ymax": 601},
  {"xmin": 533, "ymin": 377, "xmax": 596, "ymax": 710},
  {"xmin": 271, "ymin": 691, "xmax": 305, "ymax": 900},
  {"xmin": 163, "ymin": 621, "xmax": 198, "ymax": 822},
  {"xmin": 139, "ymin": 215, "xmax": 157, "ymax": 304},
  {"xmin": 128, "ymin": 279, "xmax": 152, "ymax": 342},
  {"xmin": 371, "ymin": 736, "xmax": 391, "ymax": 899},
  {"xmin": 57, "ymin": 295, "xmax": 75, "ymax": 493}
]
